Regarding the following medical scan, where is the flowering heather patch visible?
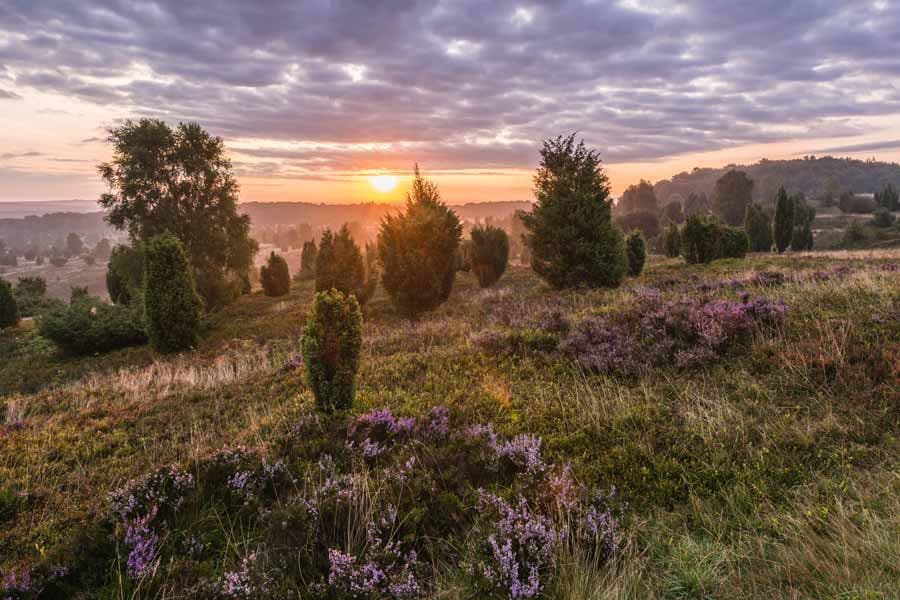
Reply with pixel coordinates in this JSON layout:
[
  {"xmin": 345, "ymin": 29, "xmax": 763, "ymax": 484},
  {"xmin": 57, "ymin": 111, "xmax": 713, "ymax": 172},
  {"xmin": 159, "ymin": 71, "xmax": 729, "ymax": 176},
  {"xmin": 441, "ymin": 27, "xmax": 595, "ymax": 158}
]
[
  {"xmin": 881, "ymin": 262, "xmax": 899, "ymax": 272},
  {"xmin": 562, "ymin": 294, "xmax": 787, "ymax": 375},
  {"xmin": 424, "ymin": 406, "xmax": 450, "ymax": 440},
  {"xmin": 123, "ymin": 506, "xmax": 159, "ymax": 579},
  {"xmin": 108, "ymin": 465, "xmax": 194, "ymax": 522},
  {"xmin": 221, "ymin": 552, "xmax": 270, "ymax": 599}
]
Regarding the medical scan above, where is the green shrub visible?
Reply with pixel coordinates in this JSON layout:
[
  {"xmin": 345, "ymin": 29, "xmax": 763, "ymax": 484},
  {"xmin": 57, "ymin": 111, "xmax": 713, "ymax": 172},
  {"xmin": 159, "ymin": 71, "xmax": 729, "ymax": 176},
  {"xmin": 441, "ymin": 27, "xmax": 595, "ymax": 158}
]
[
  {"xmin": 106, "ymin": 244, "xmax": 144, "ymax": 305},
  {"xmin": 625, "ymin": 231, "xmax": 646, "ymax": 276},
  {"xmin": 790, "ymin": 195, "xmax": 815, "ymax": 251},
  {"xmin": 0, "ymin": 279, "xmax": 19, "ymax": 329},
  {"xmin": 718, "ymin": 226, "xmax": 749, "ymax": 258},
  {"xmin": 773, "ymin": 187, "xmax": 793, "ymax": 253},
  {"xmin": 745, "ymin": 203, "xmax": 773, "ymax": 252},
  {"xmin": 143, "ymin": 233, "xmax": 202, "ymax": 353},
  {"xmin": 870, "ymin": 208, "xmax": 897, "ymax": 228},
  {"xmin": 13, "ymin": 276, "xmax": 58, "ymax": 318},
  {"xmin": 378, "ymin": 166, "xmax": 462, "ymax": 316},
  {"xmin": 521, "ymin": 134, "xmax": 627, "ymax": 288},
  {"xmin": 297, "ymin": 240, "xmax": 317, "ymax": 280},
  {"xmin": 260, "ymin": 251, "xmax": 291, "ymax": 297},
  {"xmin": 38, "ymin": 298, "xmax": 146, "ymax": 355},
  {"xmin": 301, "ymin": 289, "xmax": 362, "ymax": 412},
  {"xmin": 681, "ymin": 214, "xmax": 721, "ymax": 264},
  {"xmin": 663, "ymin": 223, "xmax": 681, "ymax": 258},
  {"xmin": 470, "ymin": 225, "xmax": 509, "ymax": 287},
  {"xmin": 316, "ymin": 225, "xmax": 375, "ymax": 304}
]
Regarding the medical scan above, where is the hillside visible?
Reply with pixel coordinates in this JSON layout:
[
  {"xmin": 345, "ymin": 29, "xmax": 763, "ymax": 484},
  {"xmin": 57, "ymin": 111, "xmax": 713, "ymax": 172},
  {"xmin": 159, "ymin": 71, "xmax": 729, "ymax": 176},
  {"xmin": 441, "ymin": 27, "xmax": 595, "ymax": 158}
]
[
  {"xmin": 654, "ymin": 156, "xmax": 900, "ymax": 206},
  {"xmin": 2, "ymin": 251, "xmax": 899, "ymax": 597}
]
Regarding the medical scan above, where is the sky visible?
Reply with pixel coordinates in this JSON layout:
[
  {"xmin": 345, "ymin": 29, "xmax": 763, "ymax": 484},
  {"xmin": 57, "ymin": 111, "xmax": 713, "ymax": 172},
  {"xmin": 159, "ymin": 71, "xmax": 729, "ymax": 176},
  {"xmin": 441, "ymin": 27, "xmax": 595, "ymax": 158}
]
[{"xmin": 2, "ymin": 0, "xmax": 900, "ymax": 204}]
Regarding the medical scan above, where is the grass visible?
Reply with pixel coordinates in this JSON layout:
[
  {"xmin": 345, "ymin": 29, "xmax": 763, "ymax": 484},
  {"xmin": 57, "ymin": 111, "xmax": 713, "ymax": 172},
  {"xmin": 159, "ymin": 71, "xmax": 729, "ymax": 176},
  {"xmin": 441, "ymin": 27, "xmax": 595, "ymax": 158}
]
[{"xmin": 1, "ymin": 250, "xmax": 899, "ymax": 598}]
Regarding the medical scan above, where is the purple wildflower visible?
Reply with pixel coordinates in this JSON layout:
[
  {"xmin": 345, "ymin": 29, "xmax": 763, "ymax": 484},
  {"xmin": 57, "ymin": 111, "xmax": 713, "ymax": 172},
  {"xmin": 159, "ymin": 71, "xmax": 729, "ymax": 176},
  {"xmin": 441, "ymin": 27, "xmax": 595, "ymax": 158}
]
[{"xmin": 124, "ymin": 505, "xmax": 159, "ymax": 579}]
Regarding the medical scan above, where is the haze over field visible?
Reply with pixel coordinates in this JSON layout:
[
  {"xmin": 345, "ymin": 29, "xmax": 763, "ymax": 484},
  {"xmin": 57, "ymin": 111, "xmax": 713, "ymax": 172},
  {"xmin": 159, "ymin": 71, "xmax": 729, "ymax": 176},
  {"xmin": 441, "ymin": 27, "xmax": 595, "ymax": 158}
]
[{"xmin": 3, "ymin": 1, "xmax": 900, "ymax": 203}]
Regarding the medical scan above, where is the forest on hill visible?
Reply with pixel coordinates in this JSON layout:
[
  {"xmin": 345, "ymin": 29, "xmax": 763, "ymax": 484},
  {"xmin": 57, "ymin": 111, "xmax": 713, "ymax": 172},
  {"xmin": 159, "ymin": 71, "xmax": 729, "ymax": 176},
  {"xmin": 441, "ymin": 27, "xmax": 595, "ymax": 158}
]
[{"xmin": 654, "ymin": 156, "xmax": 900, "ymax": 207}]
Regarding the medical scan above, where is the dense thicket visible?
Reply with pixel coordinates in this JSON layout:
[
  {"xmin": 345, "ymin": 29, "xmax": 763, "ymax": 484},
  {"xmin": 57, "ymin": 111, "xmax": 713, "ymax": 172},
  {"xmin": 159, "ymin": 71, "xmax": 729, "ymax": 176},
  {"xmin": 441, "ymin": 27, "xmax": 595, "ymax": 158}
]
[
  {"xmin": 301, "ymin": 289, "xmax": 362, "ymax": 412},
  {"xmin": 469, "ymin": 225, "xmax": 509, "ymax": 287},
  {"xmin": 260, "ymin": 251, "xmax": 291, "ymax": 297},
  {"xmin": 98, "ymin": 119, "xmax": 257, "ymax": 308},
  {"xmin": 625, "ymin": 231, "xmax": 646, "ymax": 276},
  {"xmin": 745, "ymin": 203, "xmax": 773, "ymax": 252},
  {"xmin": 0, "ymin": 279, "xmax": 19, "ymax": 329},
  {"xmin": 378, "ymin": 166, "xmax": 462, "ymax": 316},
  {"xmin": 521, "ymin": 134, "xmax": 626, "ymax": 289},
  {"xmin": 143, "ymin": 233, "xmax": 201, "ymax": 353}
]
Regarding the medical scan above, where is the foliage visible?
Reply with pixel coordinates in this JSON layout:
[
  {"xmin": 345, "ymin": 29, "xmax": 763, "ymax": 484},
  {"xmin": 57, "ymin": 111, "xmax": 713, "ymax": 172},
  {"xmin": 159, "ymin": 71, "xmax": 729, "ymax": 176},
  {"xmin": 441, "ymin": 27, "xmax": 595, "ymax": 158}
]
[
  {"xmin": 13, "ymin": 276, "xmax": 59, "ymax": 318},
  {"xmin": 520, "ymin": 134, "xmax": 627, "ymax": 289},
  {"xmin": 38, "ymin": 297, "xmax": 146, "ymax": 355},
  {"xmin": 662, "ymin": 200, "xmax": 685, "ymax": 224},
  {"xmin": 616, "ymin": 210, "xmax": 660, "ymax": 239},
  {"xmin": 664, "ymin": 223, "xmax": 682, "ymax": 258},
  {"xmin": 681, "ymin": 214, "xmax": 721, "ymax": 264},
  {"xmin": 260, "ymin": 251, "xmax": 291, "ymax": 297},
  {"xmin": 838, "ymin": 192, "xmax": 878, "ymax": 214},
  {"xmin": 143, "ymin": 233, "xmax": 202, "ymax": 353},
  {"xmin": 625, "ymin": 231, "xmax": 646, "ymax": 276},
  {"xmin": 773, "ymin": 187, "xmax": 793, "ymax": 253},
  {"xmin": 870, "ymin": 208, "xmax": 897, "ymax": 228},
  {"xmin": 618, "ymin": 179, "xmax": 657, "ymax": 214},
  {"xmin": 106, "ymin": 244, "xmax": 145, "ymax": 305},
  {"xmin": 874, "ymin": 183, "xmax": 899, "ymax": 211},
  {"xmin": 316, "ymin": 225, "xmax": 375, "ymax": 305},
  {"xmin": 683, "ymin": 192, "xmax": 711, "ymax": 216},
  {"xmin": 719, "ymin": 226, "xmax": 749, "ymax": 258},
  {"xmin": 65, "ymin": 232, "xmax": 84, "ymax": 257},
  {"xmin": 378, "ymin": 166, "xmax": 462, "ymax": 316},
  {"xmin": 790, "ymin": 194, "xmax": 815, "ymax": 251},
  {"xmin": 745, "ymin": 203, "xmax": 773, "ymax": 252},
  {"xmin": 0, "ymin": 279, "xmax": 19, "ymax": 329},
  {"xmin": 297, "ymin": 239, "xmax": 317, "ymax": 281},
  {"xmin": 301, "ymin": 289, "xmax": 362, "ymax": 412},
  {"xmin": 713, "ymin": 170, "xmax": 754, "ymax": 226},
  {"xmin": 98, "ymin": 118, "xmax": 258, "ymax": 308},
  {"xmin": 470, "ymin": 225, "xmax": 510, "ymax": 288}
]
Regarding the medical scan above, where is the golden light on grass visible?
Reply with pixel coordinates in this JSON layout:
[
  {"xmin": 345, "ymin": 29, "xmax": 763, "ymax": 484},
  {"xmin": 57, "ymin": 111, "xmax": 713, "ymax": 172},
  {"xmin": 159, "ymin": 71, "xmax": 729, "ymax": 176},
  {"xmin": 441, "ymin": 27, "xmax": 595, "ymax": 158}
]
[{"xmin": 369, "ymin": 174, "xmax": 398, "ymax": 193}]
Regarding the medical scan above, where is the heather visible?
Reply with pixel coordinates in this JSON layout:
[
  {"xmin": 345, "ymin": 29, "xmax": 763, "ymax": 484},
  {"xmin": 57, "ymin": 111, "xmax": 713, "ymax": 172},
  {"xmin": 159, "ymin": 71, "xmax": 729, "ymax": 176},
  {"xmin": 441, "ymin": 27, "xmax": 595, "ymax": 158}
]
[{"xmin": 2, "ymin": 251, "xmax": 900, "ymax": 599}]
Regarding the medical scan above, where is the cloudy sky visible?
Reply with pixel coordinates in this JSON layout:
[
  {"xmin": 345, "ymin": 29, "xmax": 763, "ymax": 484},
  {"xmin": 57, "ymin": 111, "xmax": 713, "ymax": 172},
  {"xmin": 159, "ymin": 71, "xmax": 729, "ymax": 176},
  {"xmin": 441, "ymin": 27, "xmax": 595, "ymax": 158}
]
[{"xmin": 2, "ymin": 0, "xmax": 900, "ymax": 204}]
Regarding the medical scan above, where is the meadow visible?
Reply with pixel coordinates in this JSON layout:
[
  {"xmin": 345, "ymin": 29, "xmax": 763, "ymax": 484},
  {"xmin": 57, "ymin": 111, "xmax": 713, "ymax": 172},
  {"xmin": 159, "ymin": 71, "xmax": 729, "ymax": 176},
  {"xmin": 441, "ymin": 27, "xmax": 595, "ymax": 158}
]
[{"xmin": 1, "ymin": 250, "xmax": 899, "ymax": 599}]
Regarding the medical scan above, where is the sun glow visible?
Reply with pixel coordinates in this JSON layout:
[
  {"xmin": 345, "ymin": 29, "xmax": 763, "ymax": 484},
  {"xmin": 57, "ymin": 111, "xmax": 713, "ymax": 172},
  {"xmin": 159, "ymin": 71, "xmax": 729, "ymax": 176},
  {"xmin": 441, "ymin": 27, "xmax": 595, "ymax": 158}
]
[{"xmin": 369, "ymin": 174, "xmax": 398, "ymax": 193}]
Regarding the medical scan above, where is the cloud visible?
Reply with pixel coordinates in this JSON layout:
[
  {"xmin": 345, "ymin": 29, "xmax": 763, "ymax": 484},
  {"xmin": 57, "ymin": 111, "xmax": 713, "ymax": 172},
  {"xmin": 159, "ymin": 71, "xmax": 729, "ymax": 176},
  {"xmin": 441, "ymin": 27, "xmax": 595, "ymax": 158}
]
[
  {"xmin": 1, "ymin": 0, "xmax": 900, "ymax": 175},
  {"xmin": 0, "ymin": 151, "xmax": 43, "ymax": 160},
  {"xmin": 0, "ymin": 89, "xmax": 21, "ymax": 100},
  {"xmin": 803, "ymin": 139, "xmax": 900, "ymax": 155}
]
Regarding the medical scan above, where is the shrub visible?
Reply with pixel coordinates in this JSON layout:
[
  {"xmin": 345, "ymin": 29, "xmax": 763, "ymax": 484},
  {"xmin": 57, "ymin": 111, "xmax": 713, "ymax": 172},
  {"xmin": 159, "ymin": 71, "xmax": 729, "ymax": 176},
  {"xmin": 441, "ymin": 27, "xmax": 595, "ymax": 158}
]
[
  {"xmin": 521, "ymin": 134, "xmax": 627, "ymax": 288},
  {"xmin": 663, "ymin": 223, "xmax": 681, "ymax": 258},
  {"xmin": 616, "ymin": 210, "xmax": 660, "ymax": 240},
  {"xmin": 49, "ymin": 256, "xmax": 68, "ymax": 267},
  {"xmin": 790, "ymin": 195, "xmax": 815, "ymax": 251},
  {"xmin": 143, "ymin": 233, "xmax": 202, "ymax": 353},
  {"xmin": 870, "ymin": 208, "xmax": 897, "ymax": 228},
  {"xmin": 681, "ymin": 214, "xmax": 720, "ymax": 264},
  {"xmin": 470, "ymin": 225, "xmax": 509, "ymax": 287},
  {"xmin": 0, "ymin": 279, "xmax": 19, "ymax": 329},
  {"xmin": 38, "ymin": 298, "xmax": 146, "ymax": 355},
  {"xmin": 297, "ymin": 240, "xmax": 317, "ymax": 280},
  {"xmin": 106, "ymin": 244, "xmax": 144, "ymax": 305},
  {"xmin": 718, "ymin": 226, "xmax": 749, "ymax": 259},
  {"xmin": 625, "ymin": 231, "xmax": 646, "ymax": 276},
  {"xmin": 875, "ymin": 183, "xmax": 899, "ymax": 211},
  {"xmin": 773, "ymin": 187, "xmax": 793, "ymax": 253},
  {"xmin": 301, "ymin": 289, "xmax": 362, "ymax": 412},
  {"xmin": 260, "ymin": 251, "xmax": 291, "ymax": 297},
  {"xmin": 378, "ymin": 166, "xmax": 462, "ymax": 316},
  {"xmin": 838, "ymin": 192, "xmax": 877, "ymax": 214},
  {"xmin": 316, "ymin": 225, "xmax": 375, "ymax": 305},
  {"xmin": 714, "ymin": 169, "xmax": 754, "ymax": 226},
  {"xmin": 13, "ymin": 276, "xmax": 58, "ymax": 318},
  {"xmin": 744, "ymin": 203, "xmax": 773, "ymax": 252}
]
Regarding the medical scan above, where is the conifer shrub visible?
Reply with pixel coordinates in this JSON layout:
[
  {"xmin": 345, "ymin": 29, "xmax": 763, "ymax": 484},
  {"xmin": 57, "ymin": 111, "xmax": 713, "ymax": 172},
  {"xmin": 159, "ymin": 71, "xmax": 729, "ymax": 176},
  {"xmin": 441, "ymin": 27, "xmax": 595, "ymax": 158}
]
[
  {"xmin": 260, "ymin": 251, "xmax": 291, "ymax": 297},
  {"xmin": 301, "ymin": 289, "xmax": 362, "ymax": 412},
  {"xmin": 38, "ymin": 297, "xmax": 147, "ymax": 355},
  {"xmin": 744, "ymin": 203, "xmax": 773, "ymax": 252},
  {"xmin": 681, "ymin": 214, "xmax": 721, "ymax": 264},
  {"xmin": 315, "ymin": 225, "xmax": 375, "ymax": 305},
  {"xmin": 520, "ymin": 135, "xmax": 627, "ymax": 288},
  {"xmin": 625, "ymin": 231, "xmax": 646, "ymax": 276},
  {"xmin": 790, "ymin": 196, "xmax": 816, "ymax": 251},
  {"xmin": 470, "ymin": 225, "xmax": 509, "ymax": 287},
  {"xmin": 378, "ymin": 166, "xmax": 462, "ymax": 316},
  {"xmin": 663, "ymin": 223, "xmax": 681, "ymax": 258},
  {"xmin": 718, "ymin": 226, "xmax": 749, "ymax": 259},
  {"xmin": 773, "ymin": 187, "xmax": 793, "ymax": 253},
  {"xmin": 297, "ymin": 240, "xmax": 317, "ymax": 280},
  {"xmin": 106, "ymin": 244, "xmax": 145, "ymax": 305},
  {"xmin": 0, "ymin": 279, "xmax": 19, "ymax": 329},
  {"xmin": 143, "ymin": 233, "xmax": 202, "ymax": 353}
]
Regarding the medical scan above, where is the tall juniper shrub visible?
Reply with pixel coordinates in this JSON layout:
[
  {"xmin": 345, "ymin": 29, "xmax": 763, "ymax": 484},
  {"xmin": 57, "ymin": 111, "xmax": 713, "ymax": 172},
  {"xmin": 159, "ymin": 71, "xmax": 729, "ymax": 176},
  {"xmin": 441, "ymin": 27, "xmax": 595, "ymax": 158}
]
[
  {"xmin": 625, "ymin": 231, "xmax": 646, "ymax": 276},
  {"xmin": 0, "ymin": 279, "xmax": 19, "ymax": 329},
  {"xmin": 470, "ymin": 225, "xmax": 510, "ymax": 288},
  {"xmin": 260, "ymin": 251, "xmax": 291, "ymax": 297},
  {"xmin": 143, "ymin": 233, "xmax": 202, "ymax": 353}
]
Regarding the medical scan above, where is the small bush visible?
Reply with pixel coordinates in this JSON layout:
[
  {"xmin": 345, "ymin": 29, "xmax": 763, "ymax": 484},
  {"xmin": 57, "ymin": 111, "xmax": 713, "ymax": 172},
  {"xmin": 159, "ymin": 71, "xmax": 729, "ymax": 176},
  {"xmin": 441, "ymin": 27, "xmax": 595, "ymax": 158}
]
[
  {"xmin": 144, "ymin": 233, "xmax": 202, "ymax": 353},
  {"xmin": 663, "ymin": 223, "xmax": 681, "ymax": 258},
  {"xmin": 0, "ymin": 279, "xmax": 19, "ymax": 329},
  {"xmin": 260, "ymin": 251, "xmax": 291, "ymax": 297},
  {"xmin": 718, "ymin": 226, "xmax": 749, "ymax": 259},
  {"xmin": 681, "ymin": 214, "xmax": 721, "ymax": 264},
  {"xmin": 301, "ymin": 289, "xmax": 363, "ymax": 412},
  {"xmin": 470, "ymin": 225, "xmax": 509, "ymax": 287},
  {"xmin": 625, "ymin": 231, "xmax": 646, "ymax": 276},
  {"xmin": 38, "ymin": 298, "xmax": 146, "ymax": 355},
  {"xmin": 297, "ymin": 240, "xmax": 317, "ymax": 280}
]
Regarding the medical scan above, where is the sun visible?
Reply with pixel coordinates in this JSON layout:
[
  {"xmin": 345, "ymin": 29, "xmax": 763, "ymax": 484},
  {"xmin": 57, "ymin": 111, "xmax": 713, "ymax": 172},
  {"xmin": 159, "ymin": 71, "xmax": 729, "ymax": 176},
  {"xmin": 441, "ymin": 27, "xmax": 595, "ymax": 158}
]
[{"xmin": 369, "ymin": 174, "xmax": 398, "ymax": 194}]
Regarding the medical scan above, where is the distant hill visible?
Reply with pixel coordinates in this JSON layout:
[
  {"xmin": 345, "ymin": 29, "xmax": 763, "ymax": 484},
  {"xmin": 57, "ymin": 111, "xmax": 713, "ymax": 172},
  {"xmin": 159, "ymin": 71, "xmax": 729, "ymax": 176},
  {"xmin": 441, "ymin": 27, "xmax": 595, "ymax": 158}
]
[{"xmin": 653, "ymin": 156, "xmax": 900, "ymax": 206}]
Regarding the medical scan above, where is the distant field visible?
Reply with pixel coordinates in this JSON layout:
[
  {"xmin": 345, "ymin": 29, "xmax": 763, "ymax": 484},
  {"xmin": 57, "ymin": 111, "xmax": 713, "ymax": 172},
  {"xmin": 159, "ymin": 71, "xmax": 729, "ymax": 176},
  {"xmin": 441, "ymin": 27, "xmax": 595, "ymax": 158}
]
[{"xmin": 0, "ymin": 257, "xmax": 109, "ymax": 301}]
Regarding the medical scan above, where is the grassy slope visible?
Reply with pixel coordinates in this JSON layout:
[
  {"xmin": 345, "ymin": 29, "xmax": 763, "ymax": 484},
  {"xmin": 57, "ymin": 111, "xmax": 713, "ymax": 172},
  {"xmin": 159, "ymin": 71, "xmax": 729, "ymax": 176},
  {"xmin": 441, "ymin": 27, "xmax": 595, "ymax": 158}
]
[{"xmin": 2, "ymin": 251, "xmax": 899, "ymax": 598}]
